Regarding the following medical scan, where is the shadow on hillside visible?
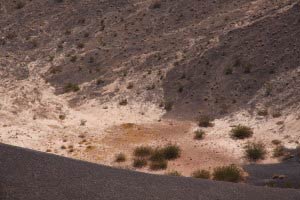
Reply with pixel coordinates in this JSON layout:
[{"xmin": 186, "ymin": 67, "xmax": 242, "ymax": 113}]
[
  {"xmin": 244, "ymin": 148, "xmax": 300, "ymax": 189},
  {"xmin": 0, "ymin": 182, "xmax": 8, "ymax": 200},
  {"xmin": 162, "ymin": 3, "xmax": 300, "ymax": 120}
]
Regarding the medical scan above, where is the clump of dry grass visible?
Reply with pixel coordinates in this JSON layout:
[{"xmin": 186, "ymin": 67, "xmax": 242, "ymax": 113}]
[
  {"xmin": 115, "ymin": 153, "xmax": 126, "ymax": 162},
  {"xmin": 194, "ymin": 130, "xmax": 205, "ymax": 140},
  {"xmin": 149, "ymin": 159, "xmax": 167, "ymax": 170},
  {"xmin": 161, "ymin": 144, "xmax": 181, "ymax": 160},
  {"xmin": 213, "ymin": 165, "xmax": 243, "ymax": 182},
  {"xmin": 64, "ymin": 83, "xmax": 80, "ymax": 93},
  {"xmin": 198, "ymin": 115, "xmax": 213, "ymax": 127},
  {"xmin": 245, "ymin": 142, "xmax": 266, "ymax": 161},
  {"xmin": 133, "ymin": 146, "xmax": 153, "ymax": 158},
  {"xmin": 132, "ymin": 144, "xmax": 181, "ymax": 171},
  {"xmin": 271, "ymin": 139, "xmax": 282, "ymax": 145},
  {"xmin": 273, "ymin": 145, "xmax": 286, "ymax": 158},
  {"xmin": 119, "ymin": 99, "xmax": 128, "ymax": 106},
  {"xmin": 166, "ymin": 170, "xmax": 182, "ymax": 176},
  {"xmin": 192, "ymin": 170, "xmax": 211, "ymax": 179},
  {"xmin": 230, "ymin": 125, "xmax": 253, "ymax": 139},
  {"xmin": 133, "ymin": 158, "xmax": 147, "ymax": 168}
]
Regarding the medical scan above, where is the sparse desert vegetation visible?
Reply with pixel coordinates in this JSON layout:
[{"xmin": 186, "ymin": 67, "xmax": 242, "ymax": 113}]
[
  {"xmin": 271, "ymin": 139, "xmax": 282, "ymax": 145},
  {"xmin": 133, "ymin": 158, "xmax": 147, "ymax": 168},
  {"xmin": 271, "ymin": 110, "xmax": 282, "ymax": 118},
  {"xmin": 257, "ymin": 109, "xmax": 268, "ymax": 116},
  {"xmin": 194, "ymin": 130, "xmax": 205, "ymax": 140},
  {"xmin": 192, "ymin": 170, "xmax": 211, "ymax": 179},
  {"xmin": 59, "ymin": 114, "xmax": 66, "ymax": 120},
  {"xmin": 164, "ymin": 101, "xmax": 173, "ymax": 111},
  {"xmin": 166, "ymin": 170, "xmax": 182, "ymax": 176},
  {"xmin": 132, "ymin": 144, "xmax": 181, "ymax": 171},
  {"xmin": 64, "ymin": 83, "xmax": 80, "ymax": 93},
  {"xmin": 1, "ymin": 0, "xmax": 300, "ymax": 195},
  {"xmin": 134, "ymin": 146, "xmax": 153, "ymax": 158},
  {"xmin": 273, "ymin": 145, "xmax": 286, "ymax": 158},
  {"xmin": 230, "ymin": 125, "xmax": 253, "ymax": 139},
  {"xmin": 161, "ymin": 144, "xmax": 181, "ymax": 160},
  {"xmin": 119, "ymin": 99, "xmax": 128, "ymax": 106},
  {"xmin": 198, "ymin": 116, "xmax": 213, "ymax": 127},
  {"xmin": 149, "ymin": 159, "xmax": 168, "ymax": 170},
  {"xmin": 213, "ymin": 165, "xmax": 243, "ymax": 183},
  {"xmin": 245, "ymin": 142, "xmax": 266, "ymax": 161},
  {"xmin": 115, "ymin": 153, "xmax": 126, "ymax": 162},
  {"xmin": 149, "ymin": 149, "xmax": 165, "ymax": 162},
  {"xmin": 15, "ymin": 1, "xmax": 25, "ymax": 9}
]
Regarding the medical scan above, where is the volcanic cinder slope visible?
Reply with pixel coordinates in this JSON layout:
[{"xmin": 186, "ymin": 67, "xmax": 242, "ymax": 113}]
[
  {"xmin": 1, "ymin": 143, "xmax": 300, "ymax": 200},
  {"xmin": 0, "ymin": 0, "xmax": 300, "ymax": 192}
]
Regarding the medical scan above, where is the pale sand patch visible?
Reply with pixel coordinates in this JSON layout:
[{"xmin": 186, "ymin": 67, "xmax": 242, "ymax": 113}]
[{"xmin": 1, "ymin": 60, "xmax": 299, "ymax": 177}]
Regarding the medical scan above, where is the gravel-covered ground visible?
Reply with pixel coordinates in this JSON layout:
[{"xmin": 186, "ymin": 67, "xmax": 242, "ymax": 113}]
[{"xmin": 1, "ymin": 143, "xmax": 300, "ymax": 200}]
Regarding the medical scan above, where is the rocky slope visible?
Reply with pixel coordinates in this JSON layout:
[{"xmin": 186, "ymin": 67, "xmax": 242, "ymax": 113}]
[{"xmin": 0, "ymin": 0, "xmax": 300, "ymax": 189}]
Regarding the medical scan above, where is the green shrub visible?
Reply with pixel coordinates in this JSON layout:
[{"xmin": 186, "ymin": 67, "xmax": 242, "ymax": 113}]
[
  {"xmin": 133, "ymin": 144, "xmax": 182, "ymax": 171},
  {"xmin": 192, "ymin": 170, "xmax": 211, "ymax": 179},
  {"xmin": 198, "ymin": 115, "xmax": 213, "ymax": 127},
  {"xmin": 244, "ymin": 65, "xmax": 251, "ymax": 74},
  {"xmin": 271, "ymin": 139, "xmax": 281, "ymax": 145},
  {"xmin": 271, "ymin": 110, "xmax": 281, "ymax": 118},
  {"xmin": 96, "ymin": 79, "xmax": 104, "ymax": 85},
  {"xmin": 178, "ymin": 86, "xmax": 184, "ymax": 93},
  {"xmin": 70, "ymin": 55, "xmax": 77, "ymax": 62},
  {"xmin": 133, "ymin": 158, "xmax": 147, "ymax": 168},
  {"xmin": 119, "ymin": 99, "xmax": 128, "ymax": 106},
  {"xmin": 245, "ymin": 142, "xmax": 266, "ymax": 161},
  {"xmin": 213, "ymin": 165, "xmax": 243, "ymax": 182},
  {"xmin": 148, "ymin": 149, "xmax": 169, "ymax": 171},
  {"xmin": 115, "ymin": 153, "xmax": 126, "ymax": 162},
  {"xmin": 77, "ymin": 43, "xmax": 84, "ymax": 49},
  {"xmin": 150, "ymin": 159, "xmax": 167, "ymax": 170},
  {"xmin": 149, "ymin": 145, "xmax": 181, "ymax": 161},
  {"xmin": 166, "ymin": 170, "xmax": 182, "ymax": 176},
  {"xmin": 59, "ymin": 114, "xmax": 66, "ymax": 120},
  {"xmin": 164, "ymin": 101, "xmax": 173, "ymax": 111},
  {"xmin": 150, "ymin": 1, "xmax": 161, "ymax": 9},
  {"xmin": 224, "ymin": 67, "xmax": 233, "ymax": 75},
  {"xmin": 257, "ymin": 109, "xmax": 268, "ymax": 116},
  {"xmin": 161, "ymin": 144, "xmax": 181, "ymax": 160},
  {"xmin": 15, "ymin": 1, "xmax": 25, "ymax": 9},
  {"xmin": 133, "ymin": 146, "xmax": 153, "ymax": 157},
  {"xmin": 194, "ymin": 130, "xmax": 205, "ymax": 140},
  {"xmin": 265, "ymin": 83, "xmax": 272, "ymax": 96},
  {"xmin": 273, "ymin": 145, "xmax": 285, "ymax": 158},
  {"xmin": 233, "ymin": 58, "xmax": 241, "ymax": 67},
  {"xmin": 127, "ymin": 82, "xmax": 134, "ymax": 89},
  {"xmin": 64, "ymin": 83, "xmax": 80, "ymax": 93},
  {"xmin": 230, "ymin": 125, "xmax": 253, "ymax": 139},
  {"xmin": 149, "ymin": 149, "xmax": 165, "ymax": 162}
]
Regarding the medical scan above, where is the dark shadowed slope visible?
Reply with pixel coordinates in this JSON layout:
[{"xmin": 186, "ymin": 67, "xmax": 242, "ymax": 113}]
[
  {"xmin": 163, "ymin": 2, "xmax": 300, "ymax": 119},
  {"xmin": 245, "ymin": 154, "xmax": 300, "ymax": 189},
  {"xmin": 0, "ymin": 144, "xmax": 300, "ymax": 200}
]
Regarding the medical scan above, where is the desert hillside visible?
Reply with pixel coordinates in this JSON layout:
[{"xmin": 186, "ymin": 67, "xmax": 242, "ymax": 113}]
[{"xmin": 0, "ymin": 0, "xmax": 300, "ymax": 189}]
